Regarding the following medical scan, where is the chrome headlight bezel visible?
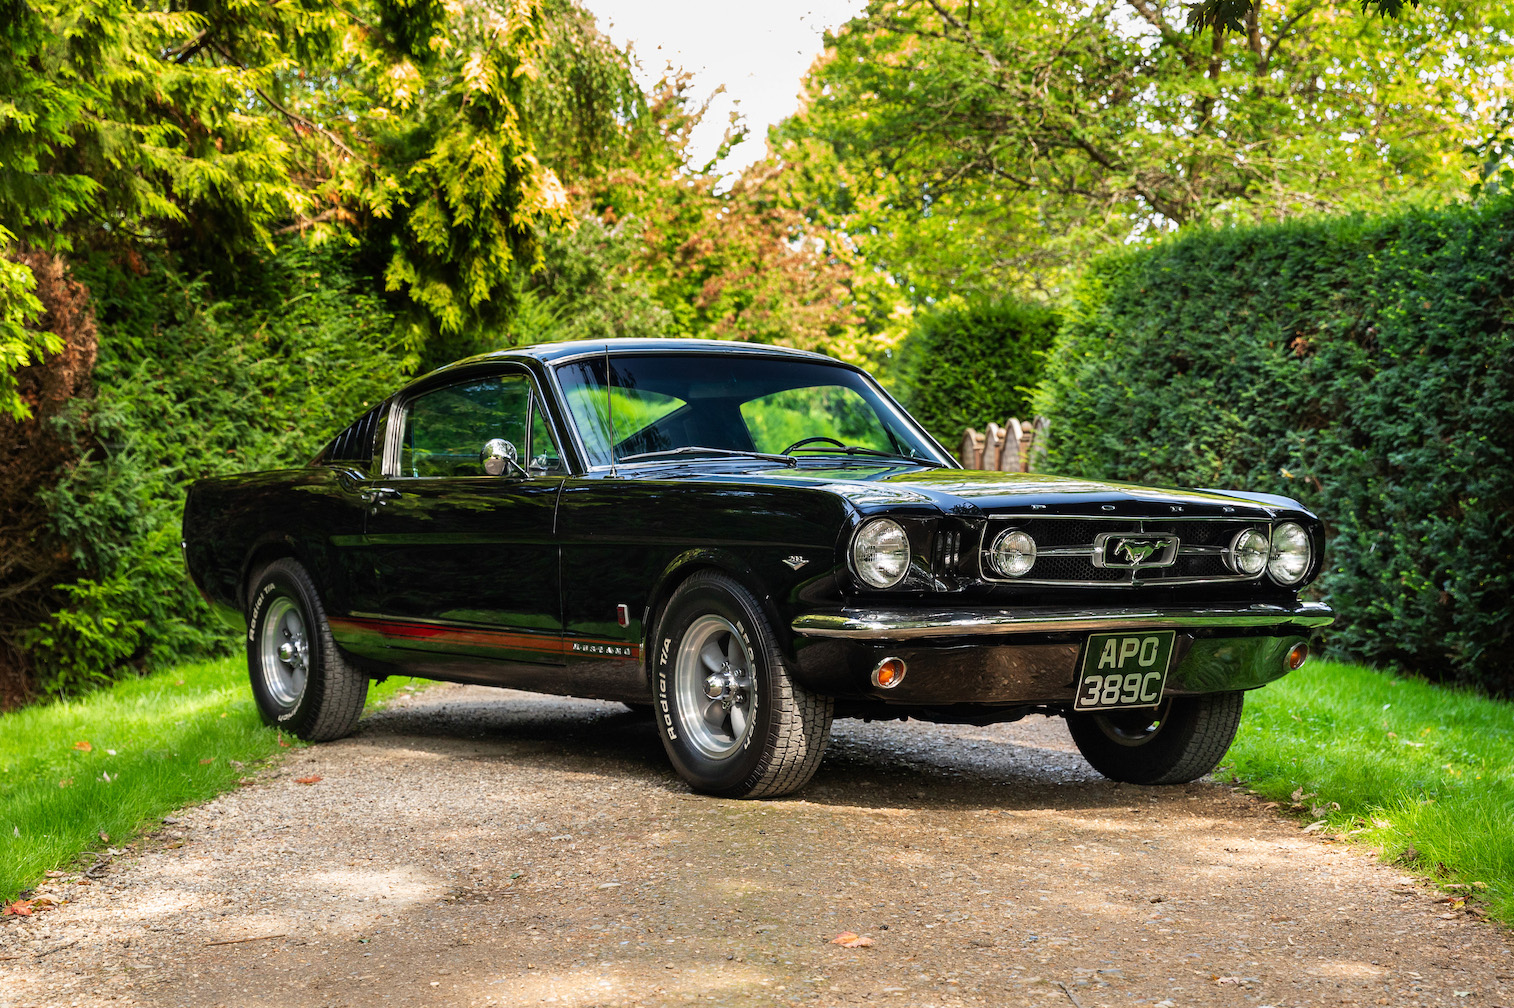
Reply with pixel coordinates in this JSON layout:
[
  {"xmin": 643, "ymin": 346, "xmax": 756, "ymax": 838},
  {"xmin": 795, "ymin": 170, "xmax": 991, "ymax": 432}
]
[
  {"xmin": 1227, "ymin": 527, "xmax": 1270, "ymax": 577},
  {"xmin": 988, "ymin": 528, "xmax": 1037, "ymax": 578},
  {"xmin": 1267, "ymin": 521, "xmax": 1312, "ymax": 586},
  {"xmin": 850, "ymin": 517, "xmax": 911, "ymax": 589}
]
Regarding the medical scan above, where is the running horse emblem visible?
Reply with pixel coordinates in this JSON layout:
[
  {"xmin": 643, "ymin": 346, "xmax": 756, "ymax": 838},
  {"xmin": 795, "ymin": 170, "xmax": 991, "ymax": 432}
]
[{"xmin": 1113, "ymin": 538, "xmax": 1167, "ymax": 565}]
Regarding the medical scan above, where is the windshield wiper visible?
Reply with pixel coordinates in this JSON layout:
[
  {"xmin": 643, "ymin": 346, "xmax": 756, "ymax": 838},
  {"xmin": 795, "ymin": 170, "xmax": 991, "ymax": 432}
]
[
  {"xmin": 617, "ymin": 446, "xmax": 798, "ymax": 467},
  {"xmin": 788, "ymin": 445, "xmax": 949, "ymax": 468}
]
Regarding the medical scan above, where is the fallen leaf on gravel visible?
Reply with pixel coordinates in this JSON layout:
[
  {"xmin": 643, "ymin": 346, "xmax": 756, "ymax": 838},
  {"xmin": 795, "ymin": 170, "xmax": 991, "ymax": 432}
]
[
  {"xmin": 294, "ymin": 775, "xmax": 322, "ymax": 785},
  {"xmin": 2, "ymin": 900, "xmax": 34, "ymax": 916},
  {"xmin": 1215, "ymin": 976, "xmax": 1243, "ymax": 985},
  {"xmin": 73, "ymin": 740, "xmax": 92, "ymax": 752},
  {"xmin": 1301, "ymin": 820, "xmax": 1327, "ymax": 833},
  {"xmin": 830, "ymin": 932, "xmax": 874, "ymax": 948}
]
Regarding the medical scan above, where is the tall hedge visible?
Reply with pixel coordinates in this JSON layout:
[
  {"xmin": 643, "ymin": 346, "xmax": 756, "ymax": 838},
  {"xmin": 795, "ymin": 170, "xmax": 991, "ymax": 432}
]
[
  {"xmin": 15, "ymin": 246, "xmax": 405, "ymax": 699},
  {"xmin": 1037, "ymin": 199, "xmax": 1514, "ymax": 694},
  {"xmin": 895, "ymin": 297, "xmax": 1058, "ymax": 444}
]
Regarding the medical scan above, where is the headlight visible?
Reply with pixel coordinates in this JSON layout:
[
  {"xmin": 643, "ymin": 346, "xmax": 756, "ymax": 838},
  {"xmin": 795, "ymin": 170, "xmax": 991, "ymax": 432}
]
[
  {"xmin": 988, "ymin": 529, "xmax": 1037, "ymax": 578},
  {"xmin": 1268, "ymin": 521, "xmax": 1312, "ymax": 585},
  {"xmin": 851, "ymin": 518, "xmax": 911, "ymax": 588},
  {"xmin": 1228, "ymin": 528, "xmax": 1269, "ymax": 576}
]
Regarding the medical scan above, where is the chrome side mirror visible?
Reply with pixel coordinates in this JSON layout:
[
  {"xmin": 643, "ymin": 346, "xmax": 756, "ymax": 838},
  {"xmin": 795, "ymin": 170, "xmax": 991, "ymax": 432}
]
[{"xmin": 481, "ymin": 438, "xmax": 521, "ymax": 477}]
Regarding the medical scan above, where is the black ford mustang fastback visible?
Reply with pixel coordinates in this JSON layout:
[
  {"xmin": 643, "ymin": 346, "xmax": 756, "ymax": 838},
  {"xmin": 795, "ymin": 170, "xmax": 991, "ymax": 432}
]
[{"xmin": 182, "ymin": 338, "xmax": 1332, "ymax": 798}]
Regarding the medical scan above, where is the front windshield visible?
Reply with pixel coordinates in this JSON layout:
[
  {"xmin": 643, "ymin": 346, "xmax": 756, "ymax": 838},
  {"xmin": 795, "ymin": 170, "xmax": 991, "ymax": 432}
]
[{"xmin": 554, "ymin": 353, "xmax": 948, "ymax": 468}]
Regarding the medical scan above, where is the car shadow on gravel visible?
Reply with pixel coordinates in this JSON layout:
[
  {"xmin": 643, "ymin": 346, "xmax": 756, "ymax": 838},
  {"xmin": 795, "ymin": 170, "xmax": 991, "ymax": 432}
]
[
  {"xmin": 355, "ymin": 692, "xmax": 675, "ymax": 784},
  {"xmin": 353, "ymin": 689, "xmax": 1185, "ymax": 817}
]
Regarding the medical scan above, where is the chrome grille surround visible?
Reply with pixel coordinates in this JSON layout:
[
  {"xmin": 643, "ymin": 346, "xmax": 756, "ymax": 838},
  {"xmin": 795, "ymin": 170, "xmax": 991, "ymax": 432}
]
[{"xmin": 976, "ymin": 514, "xmax": 1271, "ymax": 587}]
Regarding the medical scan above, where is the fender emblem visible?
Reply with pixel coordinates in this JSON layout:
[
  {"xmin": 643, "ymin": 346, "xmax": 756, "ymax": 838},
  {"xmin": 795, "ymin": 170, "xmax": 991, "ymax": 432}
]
[{"xmin": 783, "ymin": 555, "xmax": 808, "ymax": 571}]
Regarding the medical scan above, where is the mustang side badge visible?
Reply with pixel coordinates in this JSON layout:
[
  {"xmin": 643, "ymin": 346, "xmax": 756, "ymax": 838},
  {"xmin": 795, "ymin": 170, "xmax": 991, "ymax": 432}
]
[{"xmin": 783, "ymin": 555, "xmax": 809, "ymax": 570}]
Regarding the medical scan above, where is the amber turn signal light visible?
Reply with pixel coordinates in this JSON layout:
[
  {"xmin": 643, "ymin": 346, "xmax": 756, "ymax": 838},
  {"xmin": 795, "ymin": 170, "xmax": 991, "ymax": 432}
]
[
  {"xmin": 1285, "ymin": 642, "xmax": 1309, "ymax": 671},
  {"xmin": 871, "ymin": 657, "xmax": 907, "ymax": 689}
]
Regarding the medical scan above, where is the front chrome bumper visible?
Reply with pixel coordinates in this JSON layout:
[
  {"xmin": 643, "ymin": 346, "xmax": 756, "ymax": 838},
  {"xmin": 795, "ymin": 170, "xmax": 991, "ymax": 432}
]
[{"xmin": 791, "ymin": 601, "xmax": 1334, "ymax": 641}]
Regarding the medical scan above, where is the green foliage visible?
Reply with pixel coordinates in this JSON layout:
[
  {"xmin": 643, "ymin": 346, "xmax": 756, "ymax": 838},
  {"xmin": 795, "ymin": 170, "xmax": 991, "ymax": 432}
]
[
  {"xmin": 1190, "ymin": 0, "xmax": 1420, "ymax": 33},
  {"xmin": 895, "ymin": 298, "xmax": 1058, "ymax": 444},
  {"xmin": 1038, "ymin": 197, "xmax": 1514, "ymax": 693},
  {"xmin": 781, "ymin": 0, "xmax": 1514, "ymax": 301},
  {"xmin": 1225, "ymin": 659, "xmax": 1514, "ymax": 926},
  {"xmin": 26, "ymin": 245, "xmax": 404, "ymax": 695},
  {"xmin": 0, "ymin": 234, "xmax": 52, "ymax": 420},
  {"xmin": 366, "ymin": 1, "xmax": 572, "ymax": 369},
  {"xmin": 0, "ymin": 0, "xmax": 574, "ymax": 391}
]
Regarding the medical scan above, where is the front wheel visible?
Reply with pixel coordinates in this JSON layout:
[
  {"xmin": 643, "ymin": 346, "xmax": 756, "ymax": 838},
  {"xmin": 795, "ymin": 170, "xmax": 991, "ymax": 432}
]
[
  {"xmin": 651, "ymin": 571, "xmax": 833, "ymax": 798},
  {"xmin": 1066, "ymin": 691, "xmax": 1244, "ymax": 785},
  {"xmin": 246, "ymin": 558, "xmax": 369, "ymax": 741}
]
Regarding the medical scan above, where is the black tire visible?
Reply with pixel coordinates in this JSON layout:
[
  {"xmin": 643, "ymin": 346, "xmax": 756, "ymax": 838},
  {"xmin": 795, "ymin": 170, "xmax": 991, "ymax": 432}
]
[
  {"xmin": 246, "ymin": 558, "xmax": 369, "ymax": 742},
  {"xmin": 1066, "ymin": 691, "xmax": 1244, "ymax": 785},
  {"xmin": 651, "ymin": 571, "xmax": 833, "ymax": 798}
]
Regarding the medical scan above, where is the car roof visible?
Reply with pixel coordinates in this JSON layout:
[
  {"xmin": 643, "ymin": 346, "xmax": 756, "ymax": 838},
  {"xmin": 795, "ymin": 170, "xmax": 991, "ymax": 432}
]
[{"xmin": 448, "ymin": 338, "xmax": 843, "ymax": 369}]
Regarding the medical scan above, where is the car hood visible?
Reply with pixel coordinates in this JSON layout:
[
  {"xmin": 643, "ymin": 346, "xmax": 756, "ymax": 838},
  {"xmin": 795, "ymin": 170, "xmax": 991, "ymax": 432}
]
[{"xmin": 671, "ymin": 463, "xmax": 1309, "ymax": 520}]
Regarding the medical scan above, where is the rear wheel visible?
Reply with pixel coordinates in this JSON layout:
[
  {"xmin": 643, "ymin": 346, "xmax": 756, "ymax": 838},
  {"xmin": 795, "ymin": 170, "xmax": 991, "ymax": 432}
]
[
  {"xmin": 246, "ymin": 558, "xmax": 368, "ymax": 741},
  {"xmin": 652, "ymin": 571, "xmax": 832, "ymax": 798},
  {"xmin": 1066, "ymin": 691, "xmax": 1244, "ymax": 785}
]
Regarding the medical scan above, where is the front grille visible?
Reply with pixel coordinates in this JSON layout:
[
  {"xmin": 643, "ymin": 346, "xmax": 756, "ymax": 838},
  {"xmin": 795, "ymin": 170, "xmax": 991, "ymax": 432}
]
[{"xmin": 979, "ymin": 515, "xmax": 1267, "ymax": 587}]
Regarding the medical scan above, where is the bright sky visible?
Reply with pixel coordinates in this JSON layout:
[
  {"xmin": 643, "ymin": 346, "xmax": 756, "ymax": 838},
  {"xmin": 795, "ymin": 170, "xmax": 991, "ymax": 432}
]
[{"xmin": 579, "ymin": 0, "xmax": 869, "ymax": 172}]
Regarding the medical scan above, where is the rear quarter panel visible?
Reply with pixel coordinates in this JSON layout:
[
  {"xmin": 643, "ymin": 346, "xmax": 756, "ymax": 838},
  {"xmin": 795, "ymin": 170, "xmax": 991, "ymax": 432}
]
[{"xmin": 183, "ymin": 468, "xmax": 368, "ymax": 622}]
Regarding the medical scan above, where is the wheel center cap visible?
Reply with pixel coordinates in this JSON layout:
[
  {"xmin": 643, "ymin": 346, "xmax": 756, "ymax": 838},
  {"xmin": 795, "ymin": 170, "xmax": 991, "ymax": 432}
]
[{"xmin": 704, "ymin": 669, "xmax": 746, "ymax": 709}]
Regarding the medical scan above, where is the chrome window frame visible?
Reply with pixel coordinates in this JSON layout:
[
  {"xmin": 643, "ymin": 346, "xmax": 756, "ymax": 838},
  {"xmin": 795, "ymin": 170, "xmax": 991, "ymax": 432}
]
[{"xmin": 380, "ymin": 366, "xmax": 566, "ymax": 481}]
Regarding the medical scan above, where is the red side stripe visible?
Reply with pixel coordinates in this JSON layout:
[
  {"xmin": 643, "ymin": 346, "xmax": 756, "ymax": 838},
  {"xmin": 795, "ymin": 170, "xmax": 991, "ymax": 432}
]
[{"xmin": 330, "ymin": 616, "xmax": 639, "ymax": 660}]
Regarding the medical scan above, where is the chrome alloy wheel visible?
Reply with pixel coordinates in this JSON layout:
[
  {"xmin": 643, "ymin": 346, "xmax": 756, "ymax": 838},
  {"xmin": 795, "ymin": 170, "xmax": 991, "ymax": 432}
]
[
  {"xmin": 674, "ymin": 614, "xmax": 757, "ymax": 759},
  {"xmin": 1092, "ymin": 698, "xmax": 1172, "ymax": 747},
  {"xmin": 258, "ymin": 596, "xmax": 309, "ymax": 709}
]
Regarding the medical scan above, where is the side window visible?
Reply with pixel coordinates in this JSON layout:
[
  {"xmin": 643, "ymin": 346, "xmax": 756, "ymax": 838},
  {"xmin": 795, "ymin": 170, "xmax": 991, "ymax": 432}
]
[
  {"xmin": 400, "ymin": 376, "xmax": 531, "ymax": 478},
  {"xmin": 529, "ymin": 404, "xmax": 564, "ymax": 474}
]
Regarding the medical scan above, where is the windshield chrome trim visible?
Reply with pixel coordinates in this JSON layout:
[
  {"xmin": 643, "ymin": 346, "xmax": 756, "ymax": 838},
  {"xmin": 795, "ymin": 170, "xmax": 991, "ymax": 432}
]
[{"xmin": 792, "ymin": 602, "xmax": 1335, "ymax": 640}]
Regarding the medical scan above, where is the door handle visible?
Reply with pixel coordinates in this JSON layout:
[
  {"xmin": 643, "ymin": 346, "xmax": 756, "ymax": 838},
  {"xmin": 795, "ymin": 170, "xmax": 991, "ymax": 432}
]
[{"xmin": 360, "ymin": 487, "xmax": 402, "ymax": 504}]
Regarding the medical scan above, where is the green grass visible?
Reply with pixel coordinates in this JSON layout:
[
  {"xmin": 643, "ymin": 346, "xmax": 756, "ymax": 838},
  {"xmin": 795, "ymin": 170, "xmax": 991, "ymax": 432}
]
[
  {"xmin": 1223, "ymin": 659, "xmax": 1514, "ymax": 926},
  {"xmin": 0, "ymin": 658, "xmax": 421, "ymax": 902}
]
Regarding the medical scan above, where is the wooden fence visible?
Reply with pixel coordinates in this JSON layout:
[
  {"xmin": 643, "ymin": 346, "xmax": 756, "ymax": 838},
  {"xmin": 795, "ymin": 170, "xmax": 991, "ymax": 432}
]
[{"xmin": 957, "ymin": 417, "xmax": 1049, "ymax": 472}]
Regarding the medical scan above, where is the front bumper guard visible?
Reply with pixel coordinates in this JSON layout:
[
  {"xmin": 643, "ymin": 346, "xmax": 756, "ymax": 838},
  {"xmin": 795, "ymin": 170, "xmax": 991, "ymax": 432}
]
[{"xmin": 791, "ymin": 601, "xmax": 1334, "ymax": 642}]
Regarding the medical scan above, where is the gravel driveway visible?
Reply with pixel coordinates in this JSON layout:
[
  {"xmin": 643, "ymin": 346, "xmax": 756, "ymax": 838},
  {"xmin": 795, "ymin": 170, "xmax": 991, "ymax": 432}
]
[{"xmin": 2, "ymin": 684, "xmax": 1511, "ymax": 1008}]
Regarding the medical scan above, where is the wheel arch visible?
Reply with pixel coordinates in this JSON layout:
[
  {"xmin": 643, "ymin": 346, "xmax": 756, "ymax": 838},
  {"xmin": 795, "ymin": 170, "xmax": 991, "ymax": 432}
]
[
  {"xmin": 239, "ymin": 535, "xmax": 310, "ymax": 611},
  {"xmin": 641, "ymin": 548, "xmax": 792, "ymax": 686}
]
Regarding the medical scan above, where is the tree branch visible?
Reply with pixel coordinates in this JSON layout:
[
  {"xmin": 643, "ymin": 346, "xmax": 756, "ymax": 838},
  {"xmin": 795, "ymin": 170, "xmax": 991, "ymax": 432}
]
[{"xmin": 164, "ymin": 30, "xmax": 211, "ymax": 65}]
